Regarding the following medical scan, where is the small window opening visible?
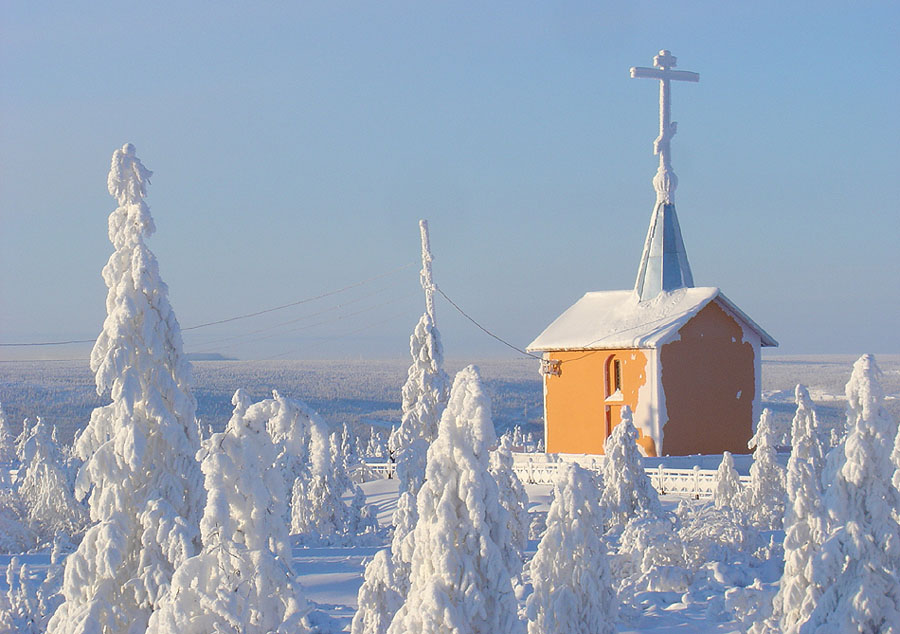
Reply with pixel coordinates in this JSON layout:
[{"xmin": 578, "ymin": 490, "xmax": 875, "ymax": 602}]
[{"xmin": 613, "ymin": 359, "xmax": 622, "ymax": 392}]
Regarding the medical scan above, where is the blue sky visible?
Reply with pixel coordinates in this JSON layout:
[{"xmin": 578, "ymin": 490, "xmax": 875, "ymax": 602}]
[{"xmin": 2, "ymin": 2, "xmax": 898, "ymax": 360}]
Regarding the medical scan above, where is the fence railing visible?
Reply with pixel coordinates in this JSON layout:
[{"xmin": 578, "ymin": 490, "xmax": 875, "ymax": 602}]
[{"xmin": 364, "ymin": 457, "xmax": 751, "ymax": 500}]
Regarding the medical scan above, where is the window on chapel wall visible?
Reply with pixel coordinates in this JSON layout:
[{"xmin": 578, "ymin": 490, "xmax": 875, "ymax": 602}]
[{"xmin": 605, "ymin": 355, "xmax": 623, "ymax": 398}]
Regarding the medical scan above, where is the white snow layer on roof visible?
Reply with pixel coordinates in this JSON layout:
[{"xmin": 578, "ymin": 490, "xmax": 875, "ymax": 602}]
[{"xmin": 527, "ymin": 287, "xmax": 777, "ymax": 352}]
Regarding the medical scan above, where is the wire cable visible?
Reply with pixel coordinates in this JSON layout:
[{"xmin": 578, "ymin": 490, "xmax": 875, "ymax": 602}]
[
  {"xmin": 434, "ymin": 286, "xmax": 542, "ymax": 360},
  {"xmin": 0, "ymin": 261, "xmax": 416, "ymax": 347}
]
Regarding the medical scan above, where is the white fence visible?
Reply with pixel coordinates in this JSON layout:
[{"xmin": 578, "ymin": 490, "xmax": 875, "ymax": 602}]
[{"xmin": 364, "ymin": 457, "xmax": 750, "ymax": 500}]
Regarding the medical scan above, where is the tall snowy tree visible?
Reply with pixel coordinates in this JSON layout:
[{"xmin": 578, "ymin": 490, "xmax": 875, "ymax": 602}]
[
  {"xmin": 48, "ymin": 144, "xmax": 203, "ymax": 634},
  {"xmin": 387, "ymin": 220, "xmax": 450, "ymax": 499},
  {"xmin": 0, "ymin": 401, "xmax": 15, "ymax": 464},
  {"xmin": 712, "ymin": 451, "xmax": 742, "ymax": 510},
  {"xmin": 601, "ymin": 406, "xmax": 662, "ymax": 529},
  {"xmin": 792, "ymin": 355, "xmax": 900, "ymax": 633},
  {"xmin": 490, "ymin": 433, "xmax": 529, "ymax": 573},
  {"xmin": 526, "ymin": 462, "xmax": 615, "ymax": 634},
  {"xmin": 742, "ymin": 409, "xmax": 785, "ymax": 529},
  {"xmin": 387, "ymin": 365, "xmax": 523, "ymax": 634},
  {"xmin": 764, "ymin": 385, "xmax": 828, "ymax": 633},
  {"xmin": 17, "ymin": 418, "xmax": 87, "ymax": 541},
  {"xmin": 147, "ymin": 390, "xmax": 310, "ymax": 634}
]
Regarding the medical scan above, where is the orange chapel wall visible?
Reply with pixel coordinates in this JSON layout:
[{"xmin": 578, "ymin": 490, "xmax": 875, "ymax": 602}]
[
  {"xmin": 659, "ymin": 301, "xmax": 756, "ymax": 456},
  {"xmin": 543, "ymin": 349, "xmax": 656, "ymax": 455}
]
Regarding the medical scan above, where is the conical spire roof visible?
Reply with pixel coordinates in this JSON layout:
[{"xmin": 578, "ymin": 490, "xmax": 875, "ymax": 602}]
[{"xmin": 634, "ymin": 201, "xmax": 693, "ymax": 301}]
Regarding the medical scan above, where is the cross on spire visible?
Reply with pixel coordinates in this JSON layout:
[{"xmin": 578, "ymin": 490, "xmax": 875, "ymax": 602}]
[{"xmin": 630, "ymin": 50, "xmax": 699, "ymax": 203}]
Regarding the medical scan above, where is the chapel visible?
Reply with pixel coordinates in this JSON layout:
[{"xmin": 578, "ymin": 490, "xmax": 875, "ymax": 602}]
[{"xmin": 527, "ymin": 51, "xmax": 777, "ymax": 457}]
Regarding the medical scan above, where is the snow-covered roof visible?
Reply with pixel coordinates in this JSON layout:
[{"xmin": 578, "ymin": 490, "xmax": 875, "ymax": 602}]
[{"xmin": 526, "ymin": 286, "xmax": 777, "ymax": 352}]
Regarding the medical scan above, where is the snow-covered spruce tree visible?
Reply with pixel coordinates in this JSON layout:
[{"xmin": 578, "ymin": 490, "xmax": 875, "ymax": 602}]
[
  {"xmin": 712, "ymin": 451, "xmax": 742, "ymax": 509},
  {"xmin": 762, "ymin": 385, "xmax": 828, "ymax": 633},
  {"xmin": 48, "ymin": 144, "xmax": 203, "ymax": 634},
  {"xmin": 792, "ymin": 354, "xmax": 900, "ymax": 634},
  {"xmin": 490, "ymin": 433, "xmax": 530, "ymax": 571},
  {"xmin": 387, "ymin": 365, "xmax": 523, "ymax": 634},
  {"xmin": 291, "ymin": 415, "xmax": 372, "ymax": 545},
  {"xmin": 388, "ymin": 311, "xmax": 450, "ymax": 499},
  {"xmin": 147, "ymin": 390, "xmax": 310, "ymax": 634},
  {"xmin": 330, "ymin": 429, "xmax": 356, "ymax": 494},
  {"xmin": 265, "ymin": 390, "xmax": 314, "ymax": 486},
  {"xmin": 17, "ymin": 417, "xmax": 87, "ymax": 541},
  {"xmin": 351, "ymin": 490, "xmax": 417, "ymax": 634},
  {"xmin": 352, "ymin": 549, "xmax": 404, "ymax": 634},
  {"xmin": 526, "ymin": 462, "xmax": 615, "ymax": 634},
  {"xmin": 601, "ymin": 406, "xmax": 662, "ymax": 529},
  {"xmin": 742, "ymin": 409, "xmax": 786, "ymax": 529},
  {"xmin": 15, "ymin": 418, "xmax": 33, "ymax": 463},
  {"xmin": 0, "ymin": 401, "xmax": 16, "ymax": 464},
  {"xmin": 291, "ymin": 419, "xmax": 348, "ymax": 540}
]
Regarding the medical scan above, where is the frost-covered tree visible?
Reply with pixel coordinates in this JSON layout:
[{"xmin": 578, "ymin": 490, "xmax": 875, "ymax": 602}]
[
  {"xmin": 291, "ymin": 420, "xmax": 349, "ymax": 540},
  {"xmin": 388, "ymin": 221, "xmax": 450, "ymax": 498},
  {"xmin": 147, "ymin": 390, "xmax": 310, "ymax": 634},
  {"xmin": 792, "ymin": 355, "xmax": 900, "ymax": 634},
  {"xmin": 712, "ymin": 451, "xmax": 742, "ymax": 509},
  {"xmin": 352, "ymin": 491, "xmax": 417, "ymax": 634},
  {"xmin": 17, "ymin": 417, "xmax": 87, "ymax": 541},
  {"xmin": 0, "ymin": 401, "xmax": 16, "ymax": 464},
  {"xmin": 601, "ymin": 406, "xmax": 662, "ymax": 529},
  {"xmin": 388, "ymin": 365, "xmax": 523, "ymax": 634},
  {"xmin": 1, "ymin": 554, "xmax": 65, "ymax": 634},
  {"xmin": 388, "ymin": 311, "xmax": 450, "ymax": 498},
  {"xmin": 352, "ymin": 549, "xmax": 404, "ymax": 634},
  {"xmin": 48, "ymin": 144, "xmax": 203, "ymax": 634},
  {"xmin": 526, "ymin": 462, "xmax": 615, "ymax": 634},
  {"xmin": 15, "ymin": 417, "xmax": 33, "ymax": 463},
  {"xmin": 265, "ymin": 390, "xmax": 314, "ymax": 487},
  {"xmin": 490, "ymin": 433, "xmax": 530, "ymax": 571},
  {"xmin": 742, "ymin": 409, "xmax": 785, "ymax": 529},
  {"xmin": 766, "ymin": 385, "xmax": 828, "ymax": 633}
]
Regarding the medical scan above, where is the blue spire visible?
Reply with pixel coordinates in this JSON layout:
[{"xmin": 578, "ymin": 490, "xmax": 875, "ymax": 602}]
[{"xmin": 634, "ymin": 201, "xmax": 694, "ymax": 301}]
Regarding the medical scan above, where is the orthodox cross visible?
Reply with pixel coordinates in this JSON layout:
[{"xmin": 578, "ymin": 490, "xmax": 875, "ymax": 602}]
[
  {"xmin": 630, "ymin": 50, "xmax": 699, "ymax": 203},
  {"xmin": 419, "ymin": 219, "xmax": 436, "ymax": 323}
]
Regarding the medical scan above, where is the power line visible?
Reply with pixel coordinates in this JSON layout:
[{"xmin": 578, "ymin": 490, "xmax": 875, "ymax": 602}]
[
  {"xmin": 434, "ymin": 286, "xmax": 541, "ymax": 361},
  {"xmin": 0, "ymin": 261, "xmax": 416, "ymax": 347},
  {"xmin": 181, "ymin": 261, "xmax": 416, "ymax": 330}
]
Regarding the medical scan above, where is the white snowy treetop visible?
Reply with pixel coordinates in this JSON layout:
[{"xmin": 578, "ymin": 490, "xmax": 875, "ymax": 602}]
[
  {"xmin": 526, "ymin": 462, "xmax": 615, "ymax": 634},
  {"xmin": 48, "ymin": 144, "xmax": 202, "ymax": 634},
  {"xmin": 148, "ymin": 389, "xmax": 310, "ymax": 634},
  {"xmin": 601, "ymin": 406, "xmax": 663, "ymax": 528},
  {"xmin": 388, "ymin": 309, "xmax": 450, "ymax": 498},
  {"xmin": 419, "ymin": 219, "xmax": 436, "ymax": 323},
  {"xmin": 743, "ymin": 409, "xmax": 786, "ymax": 529},
  {"xmin": 712, "ymin": 451, "xmax": 742, "ymax": 510},
  {"xmin": 794, "ymin": 355, "xmax": 900, "ymax": 633},
  {"xmin": 630, "ymin": 50, "xmax": 699, "ymax": 204},
  {"xmin": 388, "ymin": 365, "xmax": 523, "ymax": 634},
  {"xmin": 772, "ymin": 385, "xmax": 828, "ymax": 633}
]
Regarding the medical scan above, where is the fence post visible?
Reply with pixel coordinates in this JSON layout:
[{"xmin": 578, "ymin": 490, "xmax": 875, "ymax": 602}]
[{"xmin": 692, "ymin": 465, "xmax": 701, "ymax": 500}]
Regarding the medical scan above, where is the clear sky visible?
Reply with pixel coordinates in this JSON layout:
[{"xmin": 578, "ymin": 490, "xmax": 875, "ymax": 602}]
[{"xmin": 1, "ymin": 1, "xmax": 898, "ymax": 361}]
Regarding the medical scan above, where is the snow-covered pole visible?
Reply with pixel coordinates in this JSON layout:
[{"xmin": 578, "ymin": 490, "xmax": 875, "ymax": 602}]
[
  {"xmin": 630, "ymin": 50, "xmax": 699, "ymax": 204},
  {"xmin": 419, "ymin": 219, "xmax": 436, "ymax": 324}
]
